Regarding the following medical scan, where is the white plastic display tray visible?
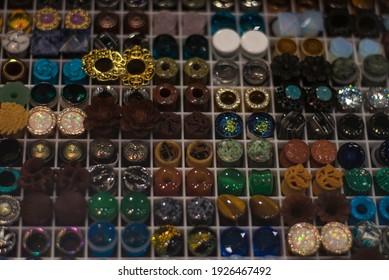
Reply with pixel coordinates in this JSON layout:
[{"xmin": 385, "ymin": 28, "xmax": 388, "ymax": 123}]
[{"xmin": 2, "ymin": 0, "xmax": 388, "ymax": 259}]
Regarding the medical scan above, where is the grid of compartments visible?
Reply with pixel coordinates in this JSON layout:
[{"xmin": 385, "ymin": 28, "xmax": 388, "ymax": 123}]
[{"xmin": 1, "ymin": 0, "xmax": 389, "ymax": 259}]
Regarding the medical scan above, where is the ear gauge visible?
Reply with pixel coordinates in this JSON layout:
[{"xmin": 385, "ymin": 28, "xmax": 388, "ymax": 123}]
[
  {"xmin": 82, "ymin": 49, "xmax": 125, "ymax": 82},
  {"xmin": 121, "ymin": 45, "xmax": 155, "ymax": 89},
  {"xmin": 82, "ymin": 46, "xmax": 155, "ymax": 89}
]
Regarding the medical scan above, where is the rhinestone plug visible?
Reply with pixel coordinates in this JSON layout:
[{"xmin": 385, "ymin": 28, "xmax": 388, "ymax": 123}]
[{"xmin": 288, "ymin": 222, "xmax": 320, "ymax": 256}]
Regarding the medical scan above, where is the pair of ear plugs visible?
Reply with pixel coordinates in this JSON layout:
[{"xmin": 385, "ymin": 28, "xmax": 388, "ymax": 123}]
[
  {"xmin": 288, "ymin": 222, "xmax": 353, "ymax": 256},
  {"xmin": 212, "ymin": 29, "xmax": 269, "ymax": 60},
  {"xmin": 82, "ymin": 45, "xmax": 155, "ymax": 89}
]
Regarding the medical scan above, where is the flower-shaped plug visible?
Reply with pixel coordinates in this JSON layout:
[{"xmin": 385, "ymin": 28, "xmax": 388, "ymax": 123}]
[
  {"xmin": 282, "ymin": 194, "xmax": 315, "ymax": 226},
  {"xmin": 18, "ymin": 158, "xmax": 55, "ymax": 194},
  {"xmin": 281, "ymin": 164, "xmax": 312, "ymax": 196},
  {"xmin": 84, "ymin": 95, "xmax": 122, "ymax": 138},
  {"xmin": 300, "ymin": 56, "xmax": 331, "ymax": 85},
  {"xmin": 62, "ymin": 58, "xmax": 87, "ymax": 85},
  {"xmin": 82, "ymin": 49, "xmax": 125, "ymax": 81},
  {"xmin": 33, "ymin": 58, "xmax": 58, "ymax": 84},
  {"xmin": 120, "ymin": 98, "xmax": 161, "ymax": 139},
  {"xmin": 121, "ymin": 45, "xmax": 155, "ymax": 89},
  {"xmin": 271, "ymin": 53, "xmax": 301, "ymax": 85},
  {"xmin": 316, "ymin": 191, "xmax": 350, "ymax": 223},
  {"xmin": 313, "ymin": 164, "xmax": 343, "ymax": 195}
]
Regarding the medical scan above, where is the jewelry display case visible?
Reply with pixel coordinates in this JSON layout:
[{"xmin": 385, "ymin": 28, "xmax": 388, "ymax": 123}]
[{"xmin": 0, "ymin": 0, "xmax": 389, "ymax": 260}]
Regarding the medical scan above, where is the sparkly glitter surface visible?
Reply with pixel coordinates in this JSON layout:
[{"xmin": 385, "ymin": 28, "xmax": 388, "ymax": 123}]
[
  {"xmin": 244, "ymin": 88, "xmax": 270, "ymax": 111},
  {"xmin": 321, "ymin": 222, "xmax": 352, "ymax": 254},
  {"xmin": 152, "ymin": 225, "xmax": 182, "ymax": 257},
  {"xmin": 187, "ymin": 226, "xmax": 217, "ymax": 257},
  {"xmin": 285, "ymin": 85, "xmax": 301, "ymax": 100},
  {"xmin": 28, "ymin": 110, "xmax": 55, "ymax": 135},
  {"xmin": 247, "ymin": 112, "xmax": 275, "ymax": 138},
  {"xmin": 337, "ymin": 85, "xmax": 363, "ymax": 111},
  {"xmin": 4, "ymin": 0, "xmax": 389, "ymax": 261},
  {"xmin": 57, "ymin": 108, "xmax": 86, "ymax": 136},
  {"xmin": 215, "ymin": 112, "xmax": 243, "ymax": 139},
  {"xmin": 287, "ymin": 222, "xmax": 320, "ymax": 256},
  {"xmin": 215, "ymin": 88, "xmax": 241, "ymax": 110},
  {"xmin": 316, "ymin": 86, "xmax": 332, "ymax": 102},
  {"xmin": 61, "ymin": 114, "xmax": 83, "ymax": 133},
  {"xmin": 366, "ymin": 87, "xmax": 389, "ymax": 110}
]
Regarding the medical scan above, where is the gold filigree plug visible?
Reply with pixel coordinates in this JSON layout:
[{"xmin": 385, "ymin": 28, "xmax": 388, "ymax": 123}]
[
  {"xmin": 82, "ymin": 49, "xmax": 125, "ymax": 81},
  {"xmin": 121, "ymin": 45, "xmax": 155, "ymax": 89}
]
